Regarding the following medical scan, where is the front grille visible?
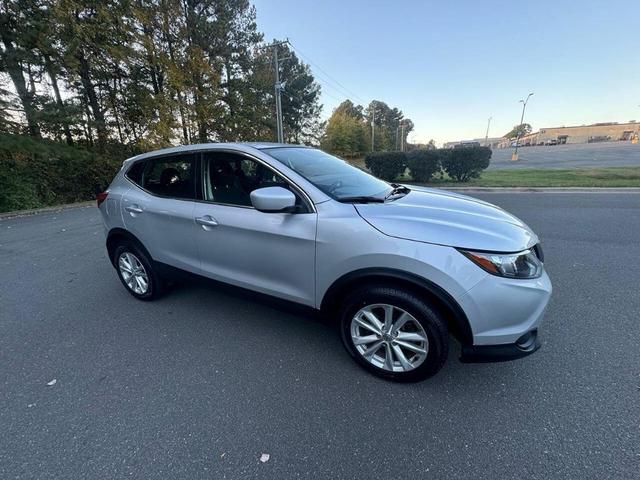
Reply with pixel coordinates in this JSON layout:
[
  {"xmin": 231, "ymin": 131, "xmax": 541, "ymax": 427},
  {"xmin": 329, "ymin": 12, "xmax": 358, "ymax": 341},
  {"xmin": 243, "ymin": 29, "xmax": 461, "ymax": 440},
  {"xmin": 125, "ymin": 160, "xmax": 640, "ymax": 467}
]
[{"xmin": 533, "ymin": 243, "xmax": 544, "ymax": 262}]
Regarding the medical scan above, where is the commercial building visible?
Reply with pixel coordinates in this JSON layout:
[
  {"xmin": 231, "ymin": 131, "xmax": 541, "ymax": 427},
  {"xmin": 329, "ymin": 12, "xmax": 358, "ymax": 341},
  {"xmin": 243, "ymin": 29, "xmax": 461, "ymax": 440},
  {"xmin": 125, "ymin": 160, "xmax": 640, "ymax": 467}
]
[{"xmin": 497, "ymin": 121, "xmax": 639, "ymax": 148}]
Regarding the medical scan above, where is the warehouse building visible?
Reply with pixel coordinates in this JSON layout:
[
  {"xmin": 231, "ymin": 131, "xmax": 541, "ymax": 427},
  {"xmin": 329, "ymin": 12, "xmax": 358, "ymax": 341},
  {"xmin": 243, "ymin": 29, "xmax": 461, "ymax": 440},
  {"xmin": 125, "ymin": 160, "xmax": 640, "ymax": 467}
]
[{"xmin": 497, "ymin": 121, "xmax": 639, "ymax": 148}]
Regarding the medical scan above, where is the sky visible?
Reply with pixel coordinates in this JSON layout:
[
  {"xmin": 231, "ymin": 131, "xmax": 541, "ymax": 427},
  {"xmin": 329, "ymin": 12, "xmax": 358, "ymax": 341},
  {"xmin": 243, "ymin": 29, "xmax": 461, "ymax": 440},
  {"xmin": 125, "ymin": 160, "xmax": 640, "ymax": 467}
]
[{"xmin": 252, "ymin": 0, "xmax": 640, "ymax": 145}]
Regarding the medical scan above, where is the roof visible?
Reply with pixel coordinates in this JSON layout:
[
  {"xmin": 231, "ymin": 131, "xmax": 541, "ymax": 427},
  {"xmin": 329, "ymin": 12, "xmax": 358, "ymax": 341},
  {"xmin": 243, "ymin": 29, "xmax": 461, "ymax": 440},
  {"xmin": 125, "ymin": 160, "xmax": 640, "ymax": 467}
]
[{"xmin": 123, "ymin": 142, "xmax": 309, "ymax": 164}]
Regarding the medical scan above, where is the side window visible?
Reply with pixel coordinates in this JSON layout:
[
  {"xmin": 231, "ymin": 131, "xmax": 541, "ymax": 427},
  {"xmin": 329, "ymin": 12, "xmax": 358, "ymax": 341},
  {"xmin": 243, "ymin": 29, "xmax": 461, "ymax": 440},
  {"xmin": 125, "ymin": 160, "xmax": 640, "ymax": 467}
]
[
  {"xmin": 142, "ymin": 154, "xmax": 196, "ymax": 199},
  {"xmin": 203, "ymin": 153, "xmax": 291, "ymax": 207},
  {"xmin": 125, "ymin": 160, "xmax": 145, "ymax": 186}
]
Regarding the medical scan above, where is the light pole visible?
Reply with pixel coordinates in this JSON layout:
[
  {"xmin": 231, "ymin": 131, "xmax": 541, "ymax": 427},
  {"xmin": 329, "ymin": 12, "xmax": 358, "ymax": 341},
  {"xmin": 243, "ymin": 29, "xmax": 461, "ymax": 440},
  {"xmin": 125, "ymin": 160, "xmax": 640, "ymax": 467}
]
[
  {"xmin": 371, "ymin": 108, "xmax": 375, "ymax": 152},
  {"xmin": 512, "ymin": 93, "xmax": 533, "ymax": 161},
  {"xmin": 485, "ymin": 116, "xmax": 492, "ymax": 146}
]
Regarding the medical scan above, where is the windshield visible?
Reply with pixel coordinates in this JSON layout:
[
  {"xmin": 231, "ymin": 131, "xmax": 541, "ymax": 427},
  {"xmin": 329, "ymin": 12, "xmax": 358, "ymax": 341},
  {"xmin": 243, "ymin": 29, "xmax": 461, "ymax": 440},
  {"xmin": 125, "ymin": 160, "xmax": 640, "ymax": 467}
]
[{"xmin": 264, "ymin": 147, "xmax": 390, "ymax": 200}]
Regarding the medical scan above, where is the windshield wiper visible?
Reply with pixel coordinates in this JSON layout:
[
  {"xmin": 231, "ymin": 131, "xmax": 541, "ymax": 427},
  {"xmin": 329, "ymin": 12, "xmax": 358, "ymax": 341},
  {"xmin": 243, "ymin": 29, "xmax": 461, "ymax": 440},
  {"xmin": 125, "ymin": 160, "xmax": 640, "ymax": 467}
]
[
  {"xmin": 384, "ymin": 184, "xmax": 411, "ymax": 200},
  {"xmin": 337, "ymin": 195, "xmax": 385, "ymax": 204}
]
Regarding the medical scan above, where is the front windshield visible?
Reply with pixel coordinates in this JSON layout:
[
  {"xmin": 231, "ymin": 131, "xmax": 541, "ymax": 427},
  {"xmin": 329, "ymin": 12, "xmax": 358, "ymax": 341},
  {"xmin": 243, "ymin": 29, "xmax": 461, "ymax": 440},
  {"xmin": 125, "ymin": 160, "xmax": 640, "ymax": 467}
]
[{"xmin": 264, "ymin": 147, "xmax": 390, "ymax": 200}]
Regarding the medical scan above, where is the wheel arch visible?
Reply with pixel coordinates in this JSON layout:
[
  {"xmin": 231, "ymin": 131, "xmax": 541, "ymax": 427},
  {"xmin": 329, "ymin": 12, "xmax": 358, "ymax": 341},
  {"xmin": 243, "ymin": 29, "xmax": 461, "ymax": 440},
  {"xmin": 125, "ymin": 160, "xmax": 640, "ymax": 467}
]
[
  {"xmin": 106, "ymin": 228, "xmax": 153, "ymax": 267},
  {"xmin": 320, "ymin": 268, "xmax": 473, "ymax": 346}
]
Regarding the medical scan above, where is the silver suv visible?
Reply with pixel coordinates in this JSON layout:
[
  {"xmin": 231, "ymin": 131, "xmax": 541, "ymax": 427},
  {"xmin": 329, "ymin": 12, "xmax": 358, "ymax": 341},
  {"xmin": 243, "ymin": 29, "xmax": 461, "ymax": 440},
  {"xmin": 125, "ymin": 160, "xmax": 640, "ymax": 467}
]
[{"xmin": 98, "ymin": 143, "xmax": 552, "ymax": 381}]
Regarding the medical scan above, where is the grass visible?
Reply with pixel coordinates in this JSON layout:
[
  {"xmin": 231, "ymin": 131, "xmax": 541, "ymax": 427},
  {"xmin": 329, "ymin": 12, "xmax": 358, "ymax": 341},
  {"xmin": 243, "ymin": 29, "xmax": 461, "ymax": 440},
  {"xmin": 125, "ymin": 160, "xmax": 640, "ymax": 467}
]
[
  {"xmin": 426, "ymin": 167, "xmax": 640, "ymax": 188},
  {"xmin": 346, "ymin": 157, "xmax": 640, "ymax": 187}
]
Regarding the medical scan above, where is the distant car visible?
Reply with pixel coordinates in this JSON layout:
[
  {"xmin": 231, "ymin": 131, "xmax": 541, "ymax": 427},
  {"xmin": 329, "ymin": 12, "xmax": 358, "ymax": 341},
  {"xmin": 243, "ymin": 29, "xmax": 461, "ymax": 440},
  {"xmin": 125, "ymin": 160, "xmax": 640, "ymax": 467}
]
[
  {"xmin": 98, "ymin": 143, "xmax": 552, "ymax": 382},
  {"xmin": 545, "ymin": 139, "xmax": 558, "ymax": 146}
]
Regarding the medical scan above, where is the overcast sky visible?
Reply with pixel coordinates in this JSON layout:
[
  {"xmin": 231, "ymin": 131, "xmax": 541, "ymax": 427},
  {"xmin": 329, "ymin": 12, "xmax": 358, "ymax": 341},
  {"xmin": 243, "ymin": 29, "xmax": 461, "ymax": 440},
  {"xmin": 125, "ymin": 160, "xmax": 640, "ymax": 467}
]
[{"xmin": 253, "ymin": 0, "xmax": 640, "ymax": 145}]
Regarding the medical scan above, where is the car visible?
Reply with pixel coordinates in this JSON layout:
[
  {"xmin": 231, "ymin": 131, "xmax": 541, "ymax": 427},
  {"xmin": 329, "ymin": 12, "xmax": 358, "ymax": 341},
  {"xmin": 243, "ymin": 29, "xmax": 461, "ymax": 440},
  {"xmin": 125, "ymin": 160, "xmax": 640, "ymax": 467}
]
[{"xmin": 98, "ymin": 143, "xmax": 552, "ymax": 382}]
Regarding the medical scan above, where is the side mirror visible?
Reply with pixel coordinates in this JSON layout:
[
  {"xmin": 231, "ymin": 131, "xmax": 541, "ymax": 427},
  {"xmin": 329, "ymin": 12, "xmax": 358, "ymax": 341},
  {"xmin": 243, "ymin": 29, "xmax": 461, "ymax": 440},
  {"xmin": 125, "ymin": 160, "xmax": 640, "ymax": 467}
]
[{"xmin": 250, "ymin": 186, "xmax": 297, "ymax": 213}]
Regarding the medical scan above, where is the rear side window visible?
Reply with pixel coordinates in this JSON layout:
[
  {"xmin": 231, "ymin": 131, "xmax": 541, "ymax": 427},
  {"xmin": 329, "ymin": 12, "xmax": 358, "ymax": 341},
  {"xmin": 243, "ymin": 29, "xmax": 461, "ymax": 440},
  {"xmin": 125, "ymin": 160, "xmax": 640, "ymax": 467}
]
[
  {"xmin": 128, "ymin": 154, "xmax": 196, "ymax": 199},
  {"xmin": 126, "ymin": 161, "xmax": 145, "ymax": 186}
]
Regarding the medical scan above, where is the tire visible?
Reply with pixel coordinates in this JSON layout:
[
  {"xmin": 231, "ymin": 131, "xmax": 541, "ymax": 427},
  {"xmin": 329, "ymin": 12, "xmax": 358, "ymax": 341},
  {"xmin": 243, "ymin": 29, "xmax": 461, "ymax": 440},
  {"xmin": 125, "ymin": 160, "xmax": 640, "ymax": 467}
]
[
  {"xmin": 340, "ymin": 285, "xmax": 449, "ymax": 382},
  {"xmin": 113, "ymin": 242, "xmax": 163, "ymax": 301}
]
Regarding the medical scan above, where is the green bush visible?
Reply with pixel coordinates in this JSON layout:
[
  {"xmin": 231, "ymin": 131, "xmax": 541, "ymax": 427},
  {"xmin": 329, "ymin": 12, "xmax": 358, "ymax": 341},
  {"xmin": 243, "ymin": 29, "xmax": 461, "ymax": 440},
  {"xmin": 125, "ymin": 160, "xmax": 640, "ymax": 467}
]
[
  {"xmin": 364, "ymin": 151, "xmax": 406, "ymax": 181},
  {"xmin": 406, "ymin": 149, "xmax": 441, "ymax": 183},
  {"xmin": 440, "ymin": 146, "xmax": 491, "ymax": 182},
  {"xmin": 0, "ymin": 134, "xmax": 123, "ymax": 213}
]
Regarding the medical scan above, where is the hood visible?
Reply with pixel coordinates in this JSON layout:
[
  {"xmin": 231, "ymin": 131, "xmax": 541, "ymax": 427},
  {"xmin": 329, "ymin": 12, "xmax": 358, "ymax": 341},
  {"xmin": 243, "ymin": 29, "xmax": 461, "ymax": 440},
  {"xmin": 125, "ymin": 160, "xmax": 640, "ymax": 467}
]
[{"xmin": 355, "ymin": 186, "xmax": 538, "ymax": 252}]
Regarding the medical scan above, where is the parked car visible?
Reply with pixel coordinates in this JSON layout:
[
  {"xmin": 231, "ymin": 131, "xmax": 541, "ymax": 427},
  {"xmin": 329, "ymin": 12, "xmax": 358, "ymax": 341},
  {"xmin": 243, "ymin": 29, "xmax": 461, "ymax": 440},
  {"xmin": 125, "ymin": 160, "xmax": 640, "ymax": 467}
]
[{"xmin": 98, "ymin": 143, "xmax": 552, "ymax": 381}]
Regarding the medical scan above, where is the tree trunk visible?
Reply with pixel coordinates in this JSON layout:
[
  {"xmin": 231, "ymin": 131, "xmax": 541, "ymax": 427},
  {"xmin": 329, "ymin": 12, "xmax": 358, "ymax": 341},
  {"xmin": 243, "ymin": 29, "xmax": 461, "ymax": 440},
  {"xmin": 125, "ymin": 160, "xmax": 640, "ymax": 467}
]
[
  {"xmin": 44, "ymin": 55, "xmax": 73, "ymax": 145},
  {"xmin": 1, "ymin": 37, "xmax": 40, "ymax": 137},
  {"xmin": 76, "ymin": 50, "xmax": 107, "ymax": 149}
]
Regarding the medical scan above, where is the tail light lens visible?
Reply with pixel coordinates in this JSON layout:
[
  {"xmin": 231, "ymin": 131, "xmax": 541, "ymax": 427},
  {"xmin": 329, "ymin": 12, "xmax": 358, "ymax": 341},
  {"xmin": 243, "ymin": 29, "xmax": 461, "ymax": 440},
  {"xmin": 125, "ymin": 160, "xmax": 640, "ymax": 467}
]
[{"xmin": 96, "ymin": 191, "xmax": 109, "ymax": 207}]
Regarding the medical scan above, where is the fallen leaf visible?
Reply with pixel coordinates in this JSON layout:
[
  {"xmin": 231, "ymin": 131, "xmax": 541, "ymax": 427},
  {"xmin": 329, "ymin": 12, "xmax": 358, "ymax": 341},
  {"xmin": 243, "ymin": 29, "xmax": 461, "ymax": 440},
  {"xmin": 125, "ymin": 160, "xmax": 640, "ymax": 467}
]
[
  {"xmin": 220, "ymin": 453, "xmax": 226, "ymax": 458},
  {"xmin": 47, "ymin": 379, "xmax": 57, "ymax": 386},
  {"xmin": 259, "ymin": 453, "xmax": 270, "ymax": 463}
]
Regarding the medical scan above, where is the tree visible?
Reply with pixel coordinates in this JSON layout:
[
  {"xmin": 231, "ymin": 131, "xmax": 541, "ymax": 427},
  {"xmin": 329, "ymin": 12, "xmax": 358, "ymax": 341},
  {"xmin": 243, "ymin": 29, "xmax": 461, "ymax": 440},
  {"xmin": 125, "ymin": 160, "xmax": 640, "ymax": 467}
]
[
  {"xmin": 322, "ymin": 110, "xmax": 366, "ymax": 156},
  {"xmin": 0, "ymin": 0, "xmax": 43, "ymax": 137},
  {"xmin": 504, "ymin": 123, "xmax": 532, "ymax": 139},
  {"xmin": 0, "ymin": 0, "xmax": 324, "ymax": 149},
  {"xmin": 364, "ymin": 100, "xmax": 413, "ymax": 152}
]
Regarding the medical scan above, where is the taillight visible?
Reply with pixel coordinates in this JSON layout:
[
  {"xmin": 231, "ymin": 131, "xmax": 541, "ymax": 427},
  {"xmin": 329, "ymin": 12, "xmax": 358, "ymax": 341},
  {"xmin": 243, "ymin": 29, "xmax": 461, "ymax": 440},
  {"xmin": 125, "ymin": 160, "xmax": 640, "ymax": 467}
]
[{"xmin": 96, "ymin": 191, "xmax": 109, "ymax": 207}]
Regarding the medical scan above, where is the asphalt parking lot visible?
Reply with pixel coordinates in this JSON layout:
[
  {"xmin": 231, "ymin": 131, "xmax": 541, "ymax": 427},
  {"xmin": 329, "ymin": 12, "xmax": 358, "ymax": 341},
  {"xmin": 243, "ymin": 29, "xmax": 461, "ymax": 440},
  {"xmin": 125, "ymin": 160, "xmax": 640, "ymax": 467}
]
[
  {"xmin": 489, "ymin": 141, "xmax": 640, "ymax": 170},
  {"xmin": 1, "ymin": 193, "xmax": 638, "ymax": 479}
]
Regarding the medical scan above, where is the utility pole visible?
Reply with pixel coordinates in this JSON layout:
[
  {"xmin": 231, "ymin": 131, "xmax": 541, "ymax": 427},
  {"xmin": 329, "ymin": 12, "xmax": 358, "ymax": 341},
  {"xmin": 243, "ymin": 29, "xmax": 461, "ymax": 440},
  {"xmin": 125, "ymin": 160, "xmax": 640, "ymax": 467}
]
[
  {"xmin": 260, "ymin": 39, "xmax": 289, "ymax": 143},
  {"xmin": 396, "ymin": 124, "xmax": 401, "ymax": 150},
  {"xmin": 401, "ymin": 122, "xmax": 405, "ymax": 152},
  {"xmin": 512, "ymin": 93, "xmax": 534, "ymax": 161},
  {"xmin": 485, "ymin": 116, "xmax": 492, "ymax": 146},
  {"xmin": 274, "ymin": 46, "xmax": 284, "ymax": 142}
]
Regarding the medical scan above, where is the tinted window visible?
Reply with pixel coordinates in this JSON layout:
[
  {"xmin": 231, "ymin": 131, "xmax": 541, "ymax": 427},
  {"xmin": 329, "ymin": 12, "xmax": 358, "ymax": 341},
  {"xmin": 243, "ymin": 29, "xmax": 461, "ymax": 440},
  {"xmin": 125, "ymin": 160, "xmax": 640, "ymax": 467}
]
[
  {"xmin": 125, "ymin": 160, "xmax": 145, "ymax": 186},
  {"xmin": 203, "ymin": 152, "xmax": 290, "ymax": 207},
  {"xmin": 142, "ymin": 154, "xmax": 196, "ymax": 199}
]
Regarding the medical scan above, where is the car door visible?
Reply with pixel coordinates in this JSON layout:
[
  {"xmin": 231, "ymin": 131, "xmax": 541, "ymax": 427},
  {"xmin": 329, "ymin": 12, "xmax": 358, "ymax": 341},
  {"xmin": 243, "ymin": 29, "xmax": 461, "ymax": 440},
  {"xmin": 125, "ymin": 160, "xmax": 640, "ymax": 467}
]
[
  {"xmin": 121, "ymin": 152, "xmax": 200, "ymax": 273},
  {"xmin": 193, "ymin": 150, "xmax": 317, "ymax": 306}
]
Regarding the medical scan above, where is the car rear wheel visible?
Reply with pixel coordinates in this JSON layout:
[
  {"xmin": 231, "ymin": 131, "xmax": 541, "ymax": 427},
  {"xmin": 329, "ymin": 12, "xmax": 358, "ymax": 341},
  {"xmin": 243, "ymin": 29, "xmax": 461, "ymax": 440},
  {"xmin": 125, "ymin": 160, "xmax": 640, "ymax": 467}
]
[
  {"xmin": 340, "ymin": 285, "xmax": 449, "ymax": 382},
  {"xmin": 113, "ymin": 243, "xmax": 162, "ymax": 300}
]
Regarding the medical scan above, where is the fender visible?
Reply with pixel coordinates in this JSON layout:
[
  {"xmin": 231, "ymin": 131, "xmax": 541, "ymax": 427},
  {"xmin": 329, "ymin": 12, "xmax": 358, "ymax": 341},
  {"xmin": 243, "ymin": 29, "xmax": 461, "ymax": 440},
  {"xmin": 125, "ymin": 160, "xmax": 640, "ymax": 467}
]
[{"xmin": 320, "ymin": 267, "xmax": 474, "ymax": 346}]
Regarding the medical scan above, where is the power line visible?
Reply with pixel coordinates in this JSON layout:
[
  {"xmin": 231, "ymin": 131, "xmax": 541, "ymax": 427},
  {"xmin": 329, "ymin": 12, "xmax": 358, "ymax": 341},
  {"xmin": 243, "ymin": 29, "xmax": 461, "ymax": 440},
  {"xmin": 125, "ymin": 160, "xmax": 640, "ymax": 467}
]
[{"xmin": 289, "ymin": 42, "xmax": 368, "ymax": 105}]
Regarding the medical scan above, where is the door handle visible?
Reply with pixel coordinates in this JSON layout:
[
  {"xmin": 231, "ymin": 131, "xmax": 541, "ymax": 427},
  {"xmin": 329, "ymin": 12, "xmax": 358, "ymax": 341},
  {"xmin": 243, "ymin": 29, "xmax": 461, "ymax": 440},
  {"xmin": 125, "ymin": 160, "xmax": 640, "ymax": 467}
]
[
  {"xmin": 125, "ymin": 205, "xmax": 144, "ymax": 214},
  {"xmin": 195, "ymin": 215, "xmax": 219, "ymax": 228}
]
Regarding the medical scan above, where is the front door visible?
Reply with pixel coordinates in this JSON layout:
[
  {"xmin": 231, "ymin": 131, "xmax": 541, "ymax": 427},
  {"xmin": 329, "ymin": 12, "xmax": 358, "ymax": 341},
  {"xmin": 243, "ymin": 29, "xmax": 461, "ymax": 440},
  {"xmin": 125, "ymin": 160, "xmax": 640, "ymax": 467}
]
[{"xmin": 193, "ymin": 151, "xmax": 317, "ymax": 306}]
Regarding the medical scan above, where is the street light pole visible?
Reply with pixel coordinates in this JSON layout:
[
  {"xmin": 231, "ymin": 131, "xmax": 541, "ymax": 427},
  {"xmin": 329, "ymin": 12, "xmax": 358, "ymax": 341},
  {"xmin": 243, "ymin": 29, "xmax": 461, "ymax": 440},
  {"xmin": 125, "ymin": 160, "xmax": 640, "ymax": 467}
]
[
  {"xmin": 512, "ymin": 93, "xmax": 534, "ymax": 161},
  {"xmin": 485, "ymin": 116, "xmax": 492, "ymax": 146},
  {"xmin": 371, "ymin": 108, "xmax": 375, "ymax": 152}
]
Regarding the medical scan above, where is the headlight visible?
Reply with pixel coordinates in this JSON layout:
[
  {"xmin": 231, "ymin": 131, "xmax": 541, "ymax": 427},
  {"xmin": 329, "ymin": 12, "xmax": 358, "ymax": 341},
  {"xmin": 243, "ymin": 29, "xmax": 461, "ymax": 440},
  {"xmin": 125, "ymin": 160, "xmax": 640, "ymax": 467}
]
[{"xmin": 458, "ymin": 248, "xmax": 543, "ymax": 279}]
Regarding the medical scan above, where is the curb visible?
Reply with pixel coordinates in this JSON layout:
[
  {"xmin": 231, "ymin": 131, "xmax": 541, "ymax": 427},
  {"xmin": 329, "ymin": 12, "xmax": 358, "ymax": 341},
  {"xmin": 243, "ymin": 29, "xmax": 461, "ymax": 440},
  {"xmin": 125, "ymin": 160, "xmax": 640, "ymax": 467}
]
[
  {"xmin": 1, "ymin": 187, "xmax": 639, "ymax": 219},
  {"xmin": 432, "ymin": 187, "xmax": 640, "ymax": 193},
  {"xmin": 0, "ymin": 201, "xmax": 94, "ymax": 220}
]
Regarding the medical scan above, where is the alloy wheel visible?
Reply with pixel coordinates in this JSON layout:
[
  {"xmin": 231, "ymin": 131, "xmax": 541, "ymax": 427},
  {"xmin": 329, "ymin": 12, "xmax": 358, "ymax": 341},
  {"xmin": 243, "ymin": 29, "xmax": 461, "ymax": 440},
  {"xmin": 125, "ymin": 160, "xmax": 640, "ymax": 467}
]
[
  {"xmin": 118, "ymin": 252, "xmax": 149, "ymax": 295},
  {"xmin": 350, "ymin": 304, "xmax": 429, "ymax": 372}
]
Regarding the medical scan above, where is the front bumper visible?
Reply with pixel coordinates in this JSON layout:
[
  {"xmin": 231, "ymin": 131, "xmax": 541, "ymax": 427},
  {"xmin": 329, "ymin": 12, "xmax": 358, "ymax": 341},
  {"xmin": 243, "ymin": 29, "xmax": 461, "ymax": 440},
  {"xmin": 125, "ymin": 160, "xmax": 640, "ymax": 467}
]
[
  {"xmin": 460, "ymin": 329, "xmax": 540, "ymax": 363},
  {"xmin": 456, "ymin": 269, "xmax": 552, "ymax": 346}
]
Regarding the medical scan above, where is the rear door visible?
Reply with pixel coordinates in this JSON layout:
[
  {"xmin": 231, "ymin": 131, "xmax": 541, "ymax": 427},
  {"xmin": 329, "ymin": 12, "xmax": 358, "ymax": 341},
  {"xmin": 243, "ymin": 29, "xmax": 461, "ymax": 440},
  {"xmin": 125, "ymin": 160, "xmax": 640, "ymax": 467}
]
[
  {"xmin": 121, "ymin": 153, "xmax": 200, "ymax": 273},
  {"xmin": 193, "ymin": 150, "xmax": 317, "ymax": 306}
]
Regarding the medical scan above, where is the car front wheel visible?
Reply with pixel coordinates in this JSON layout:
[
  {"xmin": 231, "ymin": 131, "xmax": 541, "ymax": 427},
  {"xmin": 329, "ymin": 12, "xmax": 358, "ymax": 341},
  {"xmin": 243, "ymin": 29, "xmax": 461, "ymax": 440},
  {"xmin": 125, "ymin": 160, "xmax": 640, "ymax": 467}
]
[{"xmin": 340, "ymin": 285, "xmax": 449, "ymax": 382}]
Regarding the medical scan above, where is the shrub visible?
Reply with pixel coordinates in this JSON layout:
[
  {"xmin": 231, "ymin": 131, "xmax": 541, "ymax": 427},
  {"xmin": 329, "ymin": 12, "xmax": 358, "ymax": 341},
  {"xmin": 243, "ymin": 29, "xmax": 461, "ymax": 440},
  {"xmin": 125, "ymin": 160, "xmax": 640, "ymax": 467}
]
[
  {"xmin": 0, "ymin": 134, "xmax": 123, "ymax": 213},
  {"xmin": 406, "ymin": 149, "xmax": 441, "ymax": 183},
  {"xmin": 440, "ymin": 146, "xmax": 491, "ymax": 182},
  {"xmin": 364, "ymin": 151, "xmax": 406, "ymax": 181}
]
